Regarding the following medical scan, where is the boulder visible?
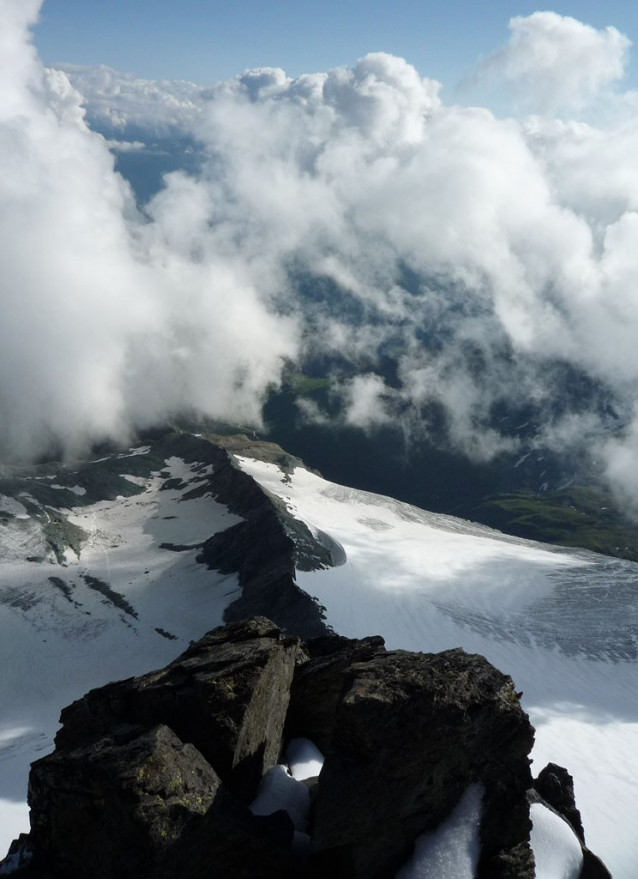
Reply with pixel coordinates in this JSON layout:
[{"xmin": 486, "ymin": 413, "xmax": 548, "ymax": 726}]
[
  {"xmin": 55, "ymin": 617, "xmax": 299, "ymax": 801},
  {"xmin": 305, "ymin": 646, "xmax": 534, "ymax": 879},
  {"xmin": 28, "ymin": 723, "xmax": 296, "ymax": 879},
  {"xmin": 29, "ymin": 724, "xmax": 220, "ymax": 878}
]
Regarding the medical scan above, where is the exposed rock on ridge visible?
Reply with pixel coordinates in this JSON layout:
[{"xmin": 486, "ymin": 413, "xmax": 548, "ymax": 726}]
[
  {"xmin": 172, "ymin": 431, "xmax": 333, "ymax": 639},
  {"xmin": 1, "ymin": 617, "xmax": 606, "ymax": 879},
  {"xmin": 0, "ymin": 427, "xmax": 332, "ymax": 638}
]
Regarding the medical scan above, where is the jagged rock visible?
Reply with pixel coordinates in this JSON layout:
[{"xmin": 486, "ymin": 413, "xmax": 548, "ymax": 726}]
[
  {"xmin": 581, "ymin": 848, "xmax": 613, "ymax": 879},
  {"xmin": 199, "ymin": 512, "xmax": 328, "ymax": 639},
  {"xmin": 55, "ymin": 617, "xmax": 299, "ymax": 801},
  {"xmin": 2, "ymin": 618, "xmax": 609, "ymax": 879},
  {"xmin": 534, "ymin": 762, "xmax": 585, "ymax": 842},
  {"xmin": 0, "ymin": 835, "xmax": 33, "ymax": 876},
  {"xmin": 195, "ymin": 444, "xmax": 331, "ymax": 639},
  {"xmin": 306, "ymin": 646, "xmax": 534, "ymax": 879},
  {"xmin": 29, "ymin": 724, "xmax": 219, "ymax": 878}
]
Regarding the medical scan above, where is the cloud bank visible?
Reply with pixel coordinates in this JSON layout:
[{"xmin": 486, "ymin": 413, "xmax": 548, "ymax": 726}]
[{"xmin": 5, "ymin": 2, "xmax": 638, "ymax": 510}]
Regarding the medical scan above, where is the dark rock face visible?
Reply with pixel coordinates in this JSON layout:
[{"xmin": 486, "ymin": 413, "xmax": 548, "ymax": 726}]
[
  {"xmin": 0, "ymin": 835, "xmax": 33, "ymax": 876},
  {"xmin": 55, "ymin": 617, "xmax": 299, "ymax": 801},
  {"xmin": 195, "ymin": 439, "xmax": 331, "ymax": 639},
  {"xmin": 300, "ymin": 646, "xmax": 534, "ymax": 879},
  {"xmin": 285, "ymin": 633, "xmax": 387, "ymax": 752},
  {"xmin": 29, "ymin": 724, "xmax": 222, "ymax": 879},
  {"xmin": 28, "ymin": 720, "xmax": 297, "ymax": 879},
  {"xmin": 534, "ymin": 762, "xmax": 585, "ymax": 842},
  {"xmin": 1, "ymin": 618, "xmax": 609, "ymax": 879}
]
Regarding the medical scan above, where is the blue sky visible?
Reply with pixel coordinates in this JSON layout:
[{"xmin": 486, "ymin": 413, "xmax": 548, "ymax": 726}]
[{"xmin": 33, "ymin": 0, "xmax": 638, "ymax": 94}]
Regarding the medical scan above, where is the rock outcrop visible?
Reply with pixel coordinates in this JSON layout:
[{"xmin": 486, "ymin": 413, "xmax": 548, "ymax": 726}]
[
  {"xmin": 533, "ymin": 763, "xmax": 585, "ymax": 842},
  {"xmin": 1, "ymin": 618, "xmax": 607, "ymax": 879},
  {"xmin": 189, "ymin": 433, "xmax": 332, "ymax": 639},
  {"xmin": 53, "ymin": 617, "xmax": 299, "ymax": 801},
  {"xmin": 289, "ymin": 638, "xmax": 534, "ymax": 878}
]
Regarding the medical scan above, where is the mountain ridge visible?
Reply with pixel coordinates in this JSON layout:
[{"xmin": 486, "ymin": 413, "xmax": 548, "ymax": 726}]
[{"xmin": 0, "ymin": 429, "xmax": 635, "ymax": 876}]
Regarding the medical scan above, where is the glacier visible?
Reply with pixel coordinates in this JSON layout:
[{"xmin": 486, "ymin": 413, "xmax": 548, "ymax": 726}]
[{"xmin": 239, "ymin": 455, "xmax": 638, "ymax": 879}]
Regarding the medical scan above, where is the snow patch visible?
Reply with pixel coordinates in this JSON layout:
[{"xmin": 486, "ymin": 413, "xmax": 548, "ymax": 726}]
[
  {"xmin": 117, "ymin": 446, "xmax": 151, "ymax": 458},
  {"xmin": 530, "ymin": 803, "xmax": 583, "ymax": 879},
  {"xmin": 50, "ymin": 485, "xmax": 86, "ymax": 496},
  {"xmin": 286, "ymin": 738, "xmax": 324, "ymax": 781},
  {"xmin": 0, "ymin": 497, "xmax": 29, "ymax": 519},
  {"xmin": 250, "ymin": 764, "xmax": 310, "ymax": 832},
  {"xmin": 120, "ymin": 475, "xmax": 147, "ymax": 486},
  {"xmin": 396, "ymin": 783, "xmax": 483, "ymax": 879}
]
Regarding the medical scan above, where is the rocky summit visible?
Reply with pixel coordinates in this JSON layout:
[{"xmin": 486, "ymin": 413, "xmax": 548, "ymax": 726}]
[{"xmin": 0, "ymin": 617, "xmax": 608, "ymax": 879}]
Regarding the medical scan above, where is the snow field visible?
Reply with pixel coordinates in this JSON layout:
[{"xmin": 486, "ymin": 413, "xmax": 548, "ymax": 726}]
[
  {"xmin": 0, "ymin": 456, "xmax": 241, "ymax": 857},
  {"xmin": 238, "ymin": 457, "xmax": 638, "ymax": 879}
]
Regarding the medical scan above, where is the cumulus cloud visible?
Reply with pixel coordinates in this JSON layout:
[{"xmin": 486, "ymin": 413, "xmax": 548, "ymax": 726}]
[
  {"xmin": 478, "ymin": 12, "xmax": 631, "ymax": 113},
  {"xmin": 56, "ymin": 63, "xmax": 204, "ymax": 137},
  {"xmin": 340, "ymin": 375, "xmax": 393, "ymax": 430},
  {"xmin": 0, "ymin": 0, "xmax": 296, "ymax": 459},
  {"xmin": 7, "ymin": 3, "xmax": 638, "ymax": 512}
]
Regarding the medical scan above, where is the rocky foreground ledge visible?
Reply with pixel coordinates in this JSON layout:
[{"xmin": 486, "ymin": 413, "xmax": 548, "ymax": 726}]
[{"xmin": 1, "ymin": 618, "xmax": 609, "ymax": 879}]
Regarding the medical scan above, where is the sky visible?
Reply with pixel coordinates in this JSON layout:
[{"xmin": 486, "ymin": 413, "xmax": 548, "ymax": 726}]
[
  {"xmin": 8, "ymin": 0, "xmax": 638, "ymax": 516},
  {"xmin": 33, "ymin": 0, "xmax": 638, "ymax": 97}
]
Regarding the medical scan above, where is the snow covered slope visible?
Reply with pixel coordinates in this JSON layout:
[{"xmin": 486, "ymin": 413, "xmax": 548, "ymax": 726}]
[
  {"xmin": 238, "ymin": 456, "xmax": 638, "ymax": 879},
  {"xmin": 0, "ymin": 440, "xmax": 242, "ymax": 853},
  {"xmin": 2, "ymin": 432, "xmax": 635, "ymax": 876}
]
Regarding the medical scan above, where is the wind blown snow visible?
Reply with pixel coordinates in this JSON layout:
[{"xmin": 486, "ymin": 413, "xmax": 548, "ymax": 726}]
[
  {"xmin": 286, "ymin": 738, "xmax": 325, "ymax": 781},
  {"xmin": 250, "ymin": 765, "xmax": 310, "ymax": 833}
]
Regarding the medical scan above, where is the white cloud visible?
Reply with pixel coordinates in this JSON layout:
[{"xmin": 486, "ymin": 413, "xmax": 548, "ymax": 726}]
[
  {"xmin": 479, "ymin": 12, "xmax": 630, "ymax": 113},
  {"xmin": 341, "ymin": 374, "xmax": 393, "ymax": 429},
  {"xmin": 0, "ymin": 0, "xmax": 297, "ymax": 459},
  {"xmin": 57, "ymin": 63, "xmax": 204, "ymax": 136},
  {"xmin": 6, "ymin": 2, "xmax": 638, "ymax": 512}
]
